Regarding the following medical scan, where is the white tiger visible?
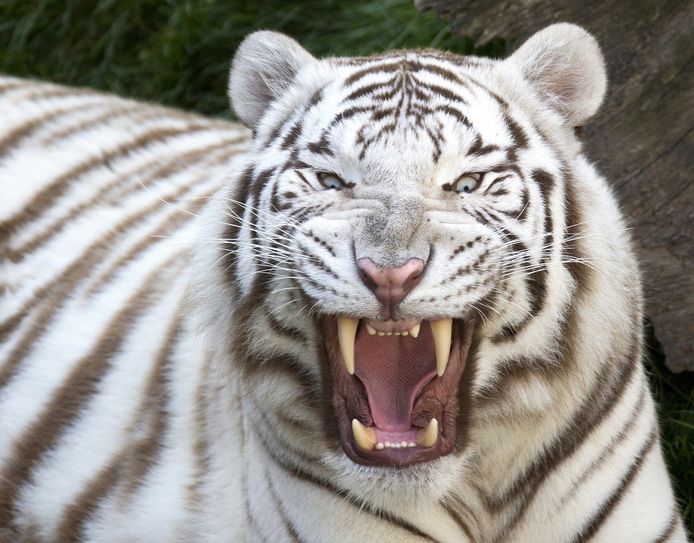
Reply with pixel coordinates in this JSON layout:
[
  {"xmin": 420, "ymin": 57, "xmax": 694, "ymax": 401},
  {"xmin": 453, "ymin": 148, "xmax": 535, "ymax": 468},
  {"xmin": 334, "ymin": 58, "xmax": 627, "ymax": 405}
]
[{"xmin": 0, "ymin": 22, "xmax": 687, "ymax": 542}]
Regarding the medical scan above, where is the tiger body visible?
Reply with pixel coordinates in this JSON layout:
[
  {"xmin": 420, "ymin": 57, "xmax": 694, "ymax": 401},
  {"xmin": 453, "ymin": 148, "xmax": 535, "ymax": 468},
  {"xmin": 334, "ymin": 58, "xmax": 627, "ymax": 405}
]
[{"xmin": 0, "ymin": 23, "xmax": 686, "ymax": 543}]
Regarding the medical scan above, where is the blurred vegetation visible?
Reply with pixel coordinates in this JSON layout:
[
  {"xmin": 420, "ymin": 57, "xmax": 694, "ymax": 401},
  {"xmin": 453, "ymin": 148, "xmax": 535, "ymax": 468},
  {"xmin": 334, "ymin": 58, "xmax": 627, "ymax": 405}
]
[
  {"xmin": 0, "ymin": 0, "xmax": 503, "ymax": 118},
  {"xmin": 0, "ymin": 0, "xmax": 691, "ymax": 533},
  {"xmin": 645, "ymin": 320, "xmax": 694, "ymax": 531}
]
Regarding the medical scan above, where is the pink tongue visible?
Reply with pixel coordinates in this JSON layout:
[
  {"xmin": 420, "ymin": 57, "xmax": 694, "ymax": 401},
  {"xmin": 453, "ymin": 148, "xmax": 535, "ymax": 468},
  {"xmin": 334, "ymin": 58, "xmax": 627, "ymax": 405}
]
[{"xmin": 354, "ymin": 323, "xmax": 436, "ymax": 431}]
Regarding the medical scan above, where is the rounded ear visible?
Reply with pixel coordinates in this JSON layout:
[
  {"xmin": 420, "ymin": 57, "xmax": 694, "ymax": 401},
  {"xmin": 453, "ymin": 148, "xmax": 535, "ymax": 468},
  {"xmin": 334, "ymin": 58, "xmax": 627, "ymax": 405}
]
[
  {"xmin": 505, "ymin": 23, "xmax": 607, "ymax": 127},
  {"xmin": 229, "ymin": 31, "xmax": 315, "ymax": 128}
]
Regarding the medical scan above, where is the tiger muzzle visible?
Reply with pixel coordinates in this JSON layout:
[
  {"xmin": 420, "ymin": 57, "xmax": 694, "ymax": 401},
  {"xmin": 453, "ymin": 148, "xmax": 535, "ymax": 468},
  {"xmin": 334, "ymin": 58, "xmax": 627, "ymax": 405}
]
[{"xmin": 356, "ymin": 257, "xmax": 424, "ymax": 321}]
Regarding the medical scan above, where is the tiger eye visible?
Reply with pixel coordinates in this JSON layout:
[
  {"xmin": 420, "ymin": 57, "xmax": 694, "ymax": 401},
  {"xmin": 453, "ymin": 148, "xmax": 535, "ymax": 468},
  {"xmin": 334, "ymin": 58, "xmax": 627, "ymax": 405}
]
[
  {"xmin": 318, "ymin": 172, "xmax": 346, "ymax": 190},
  {"xmin": 450, "ymin": 173, "xmax": 482, "ymax": 194}
]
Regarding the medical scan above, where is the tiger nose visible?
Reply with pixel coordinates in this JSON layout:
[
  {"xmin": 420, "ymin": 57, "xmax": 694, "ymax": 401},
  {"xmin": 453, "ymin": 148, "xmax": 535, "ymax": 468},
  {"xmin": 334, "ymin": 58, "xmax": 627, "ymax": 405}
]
[{"xmin": 357, "ymin": 258, "xmax": 424, "ymax": 309}]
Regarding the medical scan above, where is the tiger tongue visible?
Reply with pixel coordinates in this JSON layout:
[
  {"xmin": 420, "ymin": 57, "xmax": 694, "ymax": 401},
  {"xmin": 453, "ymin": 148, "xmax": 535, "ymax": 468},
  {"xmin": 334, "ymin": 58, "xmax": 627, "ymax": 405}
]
[{"xmin": 353, "ymin": 323, "xmax": 437, "ymax": 430}]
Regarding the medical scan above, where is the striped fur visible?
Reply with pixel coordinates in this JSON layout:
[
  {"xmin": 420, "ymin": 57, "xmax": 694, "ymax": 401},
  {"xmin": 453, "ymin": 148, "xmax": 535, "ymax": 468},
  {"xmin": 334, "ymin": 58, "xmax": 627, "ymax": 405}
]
[{"xmin": 0, "ymin": 23, "xmax": 687, "ymax": 542}]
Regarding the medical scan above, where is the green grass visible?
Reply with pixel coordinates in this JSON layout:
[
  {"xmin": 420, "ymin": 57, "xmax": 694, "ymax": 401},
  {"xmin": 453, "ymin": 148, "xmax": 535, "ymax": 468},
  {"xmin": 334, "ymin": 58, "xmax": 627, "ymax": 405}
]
[
  {"xmin": 0, "ymin": 0, "xmax": 503, "ymax": 118},
  {"xmin": 1, "ymin": 0, "xmax": 691, "ymax": 534},
  {"xmin": 645, "ymin": 320, "xmax": 694, "ymax": 531}
]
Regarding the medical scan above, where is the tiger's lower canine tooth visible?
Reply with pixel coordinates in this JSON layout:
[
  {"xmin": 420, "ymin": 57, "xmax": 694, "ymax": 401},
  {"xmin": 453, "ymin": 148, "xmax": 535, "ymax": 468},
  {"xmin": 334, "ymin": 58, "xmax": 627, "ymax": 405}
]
[
  {"xmin": 430, "ymin": 319, "xmax": 452, "ymax": 376},
  {"xmin": 337, "ymin": 317, "xmax": 358, "ymax": 375},
  {"xmin": 417, "ymin": 418, "xmax": 438, "ymax": 448},
  {"xmin": 351, "ymin": 419, "xmax": 377, "ymax": 451}
]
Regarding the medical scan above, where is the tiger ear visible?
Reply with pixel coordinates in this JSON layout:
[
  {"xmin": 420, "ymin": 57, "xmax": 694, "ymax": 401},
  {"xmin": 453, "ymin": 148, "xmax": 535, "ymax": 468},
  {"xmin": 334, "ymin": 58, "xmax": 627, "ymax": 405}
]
[
  {"xmin": 229, "ymin": 31, "xmax": 315, "ymax": 127},
  {"xmin": 506, "ymin": 23, "xmax": 607, "ymax": 127}
]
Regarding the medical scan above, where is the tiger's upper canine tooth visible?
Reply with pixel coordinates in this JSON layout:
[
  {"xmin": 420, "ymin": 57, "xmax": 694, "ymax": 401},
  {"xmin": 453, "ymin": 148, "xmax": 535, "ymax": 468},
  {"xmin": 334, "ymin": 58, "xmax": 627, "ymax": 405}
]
[
  {"xmin": 337, "ymin": 317, "xmax": 358, "ymax": 375},
  {"xmin": 351, "ymin": 419, "xmax": 377, "ymax": 451},
  {"xmin": 417, "ymin": 418, "xmax": 438, "ymax": 448},
  {"xmin": 409, "ymin": 323, "xmax": 421, "ymax": 338},
  {"xmin": 430, "ymin": 319, "xmax": 452, "ymax": 376}
]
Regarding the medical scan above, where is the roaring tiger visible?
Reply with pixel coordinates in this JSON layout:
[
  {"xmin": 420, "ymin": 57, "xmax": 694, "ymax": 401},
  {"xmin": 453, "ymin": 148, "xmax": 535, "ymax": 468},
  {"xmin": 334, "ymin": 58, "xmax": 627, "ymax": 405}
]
[{"xmin": 0, "ymin": 22, "xmax": 687, "ymax": 542}]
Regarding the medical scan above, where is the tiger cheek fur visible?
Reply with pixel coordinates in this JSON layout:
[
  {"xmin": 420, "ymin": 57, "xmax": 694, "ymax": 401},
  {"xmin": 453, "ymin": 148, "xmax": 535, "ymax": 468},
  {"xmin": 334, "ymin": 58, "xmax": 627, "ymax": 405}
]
[{"xmin": 0, "ymin": 23, "xmax": 686, "ymax": 543}]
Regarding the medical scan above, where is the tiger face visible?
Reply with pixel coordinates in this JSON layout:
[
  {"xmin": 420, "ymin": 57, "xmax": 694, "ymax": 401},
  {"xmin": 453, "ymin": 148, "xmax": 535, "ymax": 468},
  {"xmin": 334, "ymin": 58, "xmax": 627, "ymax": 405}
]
[{"xmin": 225, "ymin": 25, "xmax": 606, "ymax": 480}]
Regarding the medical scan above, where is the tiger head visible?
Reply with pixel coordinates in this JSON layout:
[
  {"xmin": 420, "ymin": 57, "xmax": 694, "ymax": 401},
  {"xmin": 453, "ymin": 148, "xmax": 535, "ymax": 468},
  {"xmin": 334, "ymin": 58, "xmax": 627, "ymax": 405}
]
[{"xmin": 217, "ymin": 23, "xmax": 606, "ymax": 500}]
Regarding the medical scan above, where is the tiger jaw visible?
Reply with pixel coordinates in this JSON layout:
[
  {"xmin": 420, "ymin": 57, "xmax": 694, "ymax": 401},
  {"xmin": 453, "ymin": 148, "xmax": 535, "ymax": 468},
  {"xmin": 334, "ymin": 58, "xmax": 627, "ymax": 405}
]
[{"xmin": 324, "ymin": 317, "xmax": 473, "ymax": 467}]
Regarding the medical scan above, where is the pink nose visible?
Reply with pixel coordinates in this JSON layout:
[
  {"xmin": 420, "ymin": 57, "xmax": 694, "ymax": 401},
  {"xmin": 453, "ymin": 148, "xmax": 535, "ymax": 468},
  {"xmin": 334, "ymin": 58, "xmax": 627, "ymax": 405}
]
[{"xmin": 357, "ymin": 258, "xmax": 424, "ymax": 311}]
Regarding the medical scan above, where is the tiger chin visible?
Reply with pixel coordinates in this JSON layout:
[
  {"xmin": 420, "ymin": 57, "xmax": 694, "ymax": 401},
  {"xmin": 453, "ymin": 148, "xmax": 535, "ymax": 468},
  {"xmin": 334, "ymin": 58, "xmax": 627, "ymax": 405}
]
[{"xmin": 0, "ymin": 21, "xmax": 686, "ymax": 543}]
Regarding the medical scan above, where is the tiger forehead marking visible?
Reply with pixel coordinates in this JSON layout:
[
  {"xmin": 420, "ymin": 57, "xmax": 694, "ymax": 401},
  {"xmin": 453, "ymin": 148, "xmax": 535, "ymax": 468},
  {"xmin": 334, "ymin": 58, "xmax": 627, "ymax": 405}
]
[
  {"xmin": 267, "ymin": 53, "xmax": 525, "ymax": 177},
  {"xmin": 0, "ymin": 22, "xmax": 686, "ymax": 543},
  {"xmin": 329, "ymin": 56, "xmax": 473, "ymax": 162}
]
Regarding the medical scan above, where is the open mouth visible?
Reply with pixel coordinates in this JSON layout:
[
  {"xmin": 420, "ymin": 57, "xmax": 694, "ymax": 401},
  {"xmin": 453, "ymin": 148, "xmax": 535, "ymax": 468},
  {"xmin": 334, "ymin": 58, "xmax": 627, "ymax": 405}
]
[{"xmin": 323, "ymin": 316, "xmax": 474, "ymax": 467}]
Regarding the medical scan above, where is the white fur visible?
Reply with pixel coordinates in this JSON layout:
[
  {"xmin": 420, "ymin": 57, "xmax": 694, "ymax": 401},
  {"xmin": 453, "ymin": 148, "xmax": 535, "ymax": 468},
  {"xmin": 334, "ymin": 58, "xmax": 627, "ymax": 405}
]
[{"xmin": 0, "ymin": 22, "xmax": 686, "ymax": 543}]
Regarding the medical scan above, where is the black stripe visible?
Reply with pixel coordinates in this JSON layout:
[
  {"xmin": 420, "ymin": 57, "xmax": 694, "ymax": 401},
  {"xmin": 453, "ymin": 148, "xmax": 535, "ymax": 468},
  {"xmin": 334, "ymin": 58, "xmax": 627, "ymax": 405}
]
[
  {"xmin": 0, "ymin": 167, "xmax": 212, "ymax": 388},
  {"xmin": 468, "ymin": 134, "xmax": 501, "ymax": 157},
  {"xmin": 56, "ymin": 311, "xmax": 183, "ymax": 539},
  {"xmin": 560, "ymin": 385, "xmax": 647, "ymax": 505},
  {"xmin": 465, "ymin": 76, "xmax": 509, "ymax": 109},
  {"xmin": 246, "ymin": 505, "xmax": 270, "ymax": 543},
  {"xmin": 441, "ymin": 495, "xmax": 477, "ymax": 541},
  {"xmin": 570, "ymin": 428, "xmax": 658, "ymax": 543},
  {"xmin": 344, "ymin": 62, "xmax": 404, "ymax": 86},
  {"xmin": 0, "ymin": 254, "xmax": 183, "ymax": 529},
  {"xmin": 415, "ymin": 61, "xmax": 464, "ymax": 84},
  {"xmin": 344, "ymin": 75, "xmax": 399, "ymax": 101},
  {"xmin": 484, "ymin": 175, "xmax": 515, "ymax": 196},
  {"xmin": 304, "ymin": 230, "xmax": 337, "ymax": 258},
  {"xmin": 4, "ymin": 85, "xmax": 103, "ymax": 104},
  {"xmin": 254, "ymin": 426, "xmax": 438, "ymax": 542},
  {"xmin": 345, "ymin": 58, "xmax": 464, "ymax": 88},
  {"xmin": 327, "ymin": 105, "xmax": 377, "ymax": 128},
  {"xmin": 265, "ymin": 108, "xmax": 296, "ymax": 147},
  {"xmin": 563, "ymin": 173, "xmax": 592, "ymax": 289},
  {"xmin": 244, "ymin": 353, "xmax": 319, "ymax": 412},
  {"xmin": 653, "ymin": 508, "xmax": 679, "ymax": 543},
  {"xmin": 118, "ymin": 316, "xmax": 183, "ymax": 507},
  {"xmin": 222, "ymin": 165, "xmax": 254, "ymax": 291},
  {"xmin": 264, "ymin": 309, "xmax": 309, "ymax": 344},
  {"xmin": 297, "ymin": 244, "xmax": 340, "ymax": 280},
  {"xmin": 491, "ymin": 171, "xmax": 557, "ymax": 343},
  {"xmin": 8, "ymin": 138, "xmax": 238, "ymax": 262},
  {"xmin": 411, "ymin": 75, "xmax": 468, "ymax": 105},
  {"xmin": 474, "ymin": 356, "xmax": 554, "ymax": 408},
  {"xmin": 231, "ymin": 169, "xmax": 278, "ymax": 304},
  {"xmin": 265, "ymin": 470, "xmax": 302, "ymax": 543},
  {"xmin": 504, "ymin": 112, "xmax": 528, "ymax": 148},
  {"xmin": 0, "ymin": 79, "xmax": 29, "ymax": 95},
  {"xmin": 481, "ymin": 314, "xmax": 641, "ymax": 513},
  {"xmin": 281, "ymin": 120, "xmax": 303, "ymax": 149},
  {"xmin": 44, "ymin": 101, "xmax": 217, "ymax": 144},
  {"xmin": 431, "ymin": 104, "xmax": 471, "ymax": 127},
  {"xmin": 0, "ymin": 99, "xmax": 109, "ymax": 158},
  {"xmin": 306, "ymin": 131, "xmax": 334, "ymax": 156},
  {"xmin": 484, "ymin": 325, "xmax": 643, "ymax": 542},
  {"xmin": 0, "ymin": 123, "xmax": 212, "ymax": 240},
  {"xmin": 83, "ymin": 180, "xmax": 221, "ymax": 297},
  {"xmin": 532, "ymin": 170, "xmax": 555, "ymax": 255},
  {"xmin": 186, "ymin": 352, "xmax": 213, "ymax": 511},
  {"xmin": 39, "ymin": 103, "xmax": 142, "ymax": 143},
  {"xmin": 294, "ymin": 171, "xmax": 313, "ymax": 191}
]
